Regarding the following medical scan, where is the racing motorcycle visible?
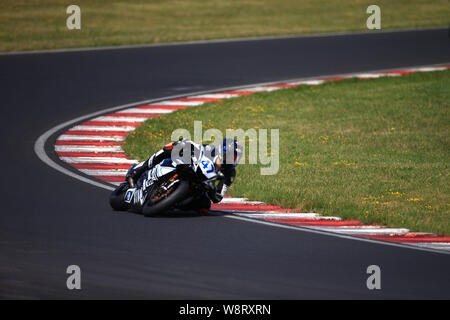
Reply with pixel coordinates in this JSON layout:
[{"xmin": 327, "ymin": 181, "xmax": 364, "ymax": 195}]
[{"xmin": 109, "ymin": 144, "xmax": 220, "ymax": 216}]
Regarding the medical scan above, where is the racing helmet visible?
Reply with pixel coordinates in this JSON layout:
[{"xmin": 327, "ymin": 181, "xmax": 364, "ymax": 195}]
[{"xmin": 220, "ymin": 138, "xmax": 243, "ymax": 166}]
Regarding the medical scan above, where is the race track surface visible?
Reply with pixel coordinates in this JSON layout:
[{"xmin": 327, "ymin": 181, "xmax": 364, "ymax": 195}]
[{"xmin": 1, "ymin": 28, "xmax": 450, "ymax": 299}]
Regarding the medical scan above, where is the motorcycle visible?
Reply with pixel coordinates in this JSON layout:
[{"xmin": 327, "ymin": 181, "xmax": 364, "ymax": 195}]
[{"xmin": 109, "ymin": 143, "xmax": 220, "ymax": 216}]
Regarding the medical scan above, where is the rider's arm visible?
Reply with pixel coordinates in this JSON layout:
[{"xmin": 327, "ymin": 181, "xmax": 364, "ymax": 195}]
[{"xmin": 209, "ymin": 165, "xmax": 236, "ymax": 203}]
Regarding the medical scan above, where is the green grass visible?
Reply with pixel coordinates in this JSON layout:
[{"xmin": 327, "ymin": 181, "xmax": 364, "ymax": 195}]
[
  {"xmin": 123, "ymin": 70, "xmax": 450, "ymax": 236},
  {"xmin": 1, "ymin": 0, "xmax": 449, "ymax": 52}
]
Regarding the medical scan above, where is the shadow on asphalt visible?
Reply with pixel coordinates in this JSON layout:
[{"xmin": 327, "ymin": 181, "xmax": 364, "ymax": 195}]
[{"xmin": 111, "ymin": 208, "xmax": 231, "ymax": 219}]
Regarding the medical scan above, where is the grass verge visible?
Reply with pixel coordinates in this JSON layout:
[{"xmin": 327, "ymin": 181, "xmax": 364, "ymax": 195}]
[
  {"xmin": 123, "ymin": 69, "xmax": 450, "ymax": 236},
  {"xmin": 1, "ymin": 0, "xmax": 449, "ymax": 52}
]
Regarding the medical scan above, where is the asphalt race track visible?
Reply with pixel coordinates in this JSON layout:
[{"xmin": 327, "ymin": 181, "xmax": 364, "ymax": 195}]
[{"xmin": 1, "ymin": 28, "xmax": 450, "ymax": 299}]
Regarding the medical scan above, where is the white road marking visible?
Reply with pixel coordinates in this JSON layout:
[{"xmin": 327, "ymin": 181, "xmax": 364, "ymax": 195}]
[
  {"xmin": 116, "ymin": 108, "xmax": 175, "ymax": 114},
  {"xmin": 355, "ymin": 73, "xmax": 382, "ymax": 78},
  {"xmin": 57, "ymin": 135, "xmax": 126, "ymax": 141},
  {"xmin": 79, "ymin": 169, "xmax": 127, "ymax": 176},
  {"xmin": 71, "ymin": 125, "xmax": 136, "ymax": 132},
  {"xmin": 413, "ymin": 66, "xmax": 447, "ymax": 72},
  {"xmin": 233, "ymin": 212, "xmax": 342, "ymax": 220},
  {"xmin": 189, "ymin": 94, "xmax": 240, "ymax": 99},
  {"xmin": 233, "ymin": 212, "xmax": 320, "ymax": 218},
  {"xmin": 288, "ymin": 80, "xmax": 325, "ymax": 85},
  {"xmin": 411, "ymin": 242, "xmax": 450, "ymax": 251},
  {"xmin": 60, "ymin": 157, "xmax": 138, "ymax": 164},
  {"xmin": 155, "ymin": 100, "xmax": 205, "ymax": 106},
  {"xmin": 235, "ymin": 86, "xmax": 280, "ymax": 92},
  {"xmin": 92, "ymin": 116, "xmax": 147, "ymax": 122},
  {"xmin": 55, "ymin": 145, "xmax": 124, "ymax": 153},
  {"xmin": 220, "ymin": 197, "xmax": 264, "ymax": 204},
  {"xmin": 307, "ymin": 226, "xmax": 411, "ymax": 235}
]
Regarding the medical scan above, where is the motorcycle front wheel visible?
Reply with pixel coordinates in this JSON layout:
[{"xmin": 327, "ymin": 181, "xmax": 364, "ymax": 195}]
[{"xmin": 142, "ymin": 180, "xmax": 189, "ymax": 217}]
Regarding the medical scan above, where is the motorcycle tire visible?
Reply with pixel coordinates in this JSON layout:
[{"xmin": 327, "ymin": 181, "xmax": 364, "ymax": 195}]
[
  {"xmin": 142, "ymin": 180, "xmax": 189, "ymax": 217},
  {"xmin": 109, "ymin": 182, "xmax": 130, "ymax": 211}
]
